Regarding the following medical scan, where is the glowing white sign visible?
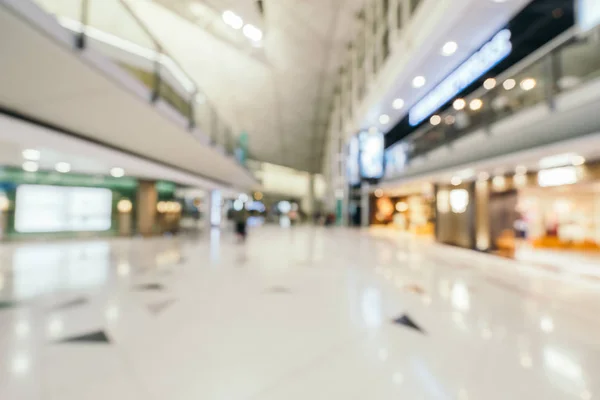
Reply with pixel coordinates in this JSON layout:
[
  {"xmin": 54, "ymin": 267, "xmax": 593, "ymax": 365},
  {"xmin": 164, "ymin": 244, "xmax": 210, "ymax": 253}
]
[
  {"xmin": 537, "ymin": 167, "xmax": 578, "ymax": 187},
  {"xmin": 409, "ymin": 29, "xmax": 513, "ymax": 126},
  {"xmin": 578, "ymin": 0, "xmax": 600, "ymax": 32},
  {"xmin": 384, "ymin": 143, "xmax": 408, "ymax": 179},
  {"xmin": 15, "ymin": 185, "xmax": 112, "ymax": 233},
  {"xmin": 359, "ymin": 131, "xmax": 385, "ymax": 179},
  {"xmin": 449, "ymin": 189, "xmax": 469, "ymax": 214},
  {"xmin": 347, "ymin": 136, "xmax": 361, "ymax": 185}
]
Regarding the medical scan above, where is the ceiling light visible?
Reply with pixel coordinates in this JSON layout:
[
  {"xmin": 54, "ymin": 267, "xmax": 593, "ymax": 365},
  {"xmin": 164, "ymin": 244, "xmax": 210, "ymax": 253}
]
[
  {"xmin": 516, "ymin": 165, "xmax": 528, "ymax": 175},
  {"xmin": 22, "ymin": 149, "xmax": 40, "ymax": 161},
  {"xmin": 503, "ymin": 78, "xmax": 516, "ymax": 90},
  {"xmin": 572, "ymin": 155, "xmax": 586, "ymax": 166},
  {"xmin": 243, "ymin": 24, "xmax": 263, "ymax": 41},
  {"xmin": 55, "ymin": 162, "xmax": 71, "ymax": 173},
  {"xmin": 491, "ymin": 0, "xmax": 509, "ymax": 3},
  {"xmin": 493, "ymin": 175, "xmax": 506, "ymax": 190},
  {"xmin": 444, "ymin": 115, "xmax": 456, "ymax": 125},
  {"xmin": 451, "ymin": 176, "xmax": 462, "ymax": 186},
  {"xmin": 478, "ymin": 172, "xmax": 490, "ymax": 181},
  {"xmin": 412, "ymin": 76, "xmax": 426, "ymax": 88},
  {"xmin": 469, "ymin": 98, "xmax": 483, "ymax": 111},
  {"xmin": 520, "ymin": 78, "xmax": 537, "ymax": 91},
  {"xmin": 442, "ymin": 41, "xmax": 458, "ymax": 56},
  {"xmin": 430, "ymin": 115, "xmax": 441, "ymax": 126},
  {"xmin": 453, "ymin": 98, "xmax": 466, "ymax": 110},
  {"xmin": 22, "ymin": 161, "xmax": 38, "ymax": 173},
  {"xmin": 374, "ymin": 189, "xmax": 384, "ymax": 198},
  {"xmin": 514, "ymin": 173, "xmax": 528, "ymax": 187},
  {"xmin": 458, "ymin": 168, "xmax": 475, "ymax": 179},
  {"xmin": 379, "ymin": 114, "xmax": 390, "ymax": 124},
  {"xmin": 483, "ymin": 78, "xmax": 497, "ymax": 90},
  {"xmin": 540, "ymin": 316, "xmax": 554, "ymax": 333},
  {"xmin": 392, "ymin": 98, "xmax": 405, "ymax": 110},
  {"xmin": 110, "ymin": 167, "xmax": 125, "ymax": 178},
  {"xmin": 222, "ymin": 10, "xmax": 243, "ymax": 30},
  {"xmin": 539, "ymin": 153, "xmax": 580, "ymax": 169}
]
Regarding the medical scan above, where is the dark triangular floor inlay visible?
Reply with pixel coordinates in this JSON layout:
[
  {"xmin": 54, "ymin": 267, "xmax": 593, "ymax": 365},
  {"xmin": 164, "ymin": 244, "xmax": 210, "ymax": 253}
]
[
  {"xmin": 147, "ymin": 299, "xmax": 176, "ymax": 315},
  {"xmin": 58, "ymin": 330, "xmax": 111, "ymax": 344},
  {"xmin": 52, "ymin": 297, "xmax": 89, "ymax": 310},
  {"xmin": 134, "ymin": 283, "xmax": 165, "ymax": 291},
  {"xmin": 392, "ymin": 314, "xmax": 425, "ymax": 334}
]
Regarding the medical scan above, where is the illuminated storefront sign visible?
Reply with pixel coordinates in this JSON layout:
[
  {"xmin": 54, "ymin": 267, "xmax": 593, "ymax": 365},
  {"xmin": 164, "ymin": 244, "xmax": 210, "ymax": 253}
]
[
  {"xmin": 409, "ymin": 29, "xmax": 513, "ymax": 126},
  {"xmin": 359, "ymin": 130, "xmax": 385, "ymax": 179},
  {"xmin": 537, "ymin": 167, "xmax": 578, "ymax": 187},
  {"xmin": 578, "ymin": 0, "xmax": 600, "ymax": 32}
]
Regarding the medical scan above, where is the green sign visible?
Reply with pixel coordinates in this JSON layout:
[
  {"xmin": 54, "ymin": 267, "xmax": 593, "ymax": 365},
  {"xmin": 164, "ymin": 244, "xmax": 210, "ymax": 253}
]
[{"xmin": 0, "ymin": 167, "xmax": 138, "ymax": 190}]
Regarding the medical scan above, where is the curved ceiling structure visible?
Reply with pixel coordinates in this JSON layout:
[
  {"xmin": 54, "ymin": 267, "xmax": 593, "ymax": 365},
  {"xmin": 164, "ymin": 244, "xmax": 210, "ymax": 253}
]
[{"xmin": 127, "ymin": 0, "xmax": 365, "ymax": 173}]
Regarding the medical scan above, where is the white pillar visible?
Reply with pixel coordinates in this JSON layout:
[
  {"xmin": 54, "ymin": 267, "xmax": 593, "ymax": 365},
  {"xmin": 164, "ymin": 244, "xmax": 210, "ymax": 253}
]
[{"xmin": 208, "ymin": 190, "xmax": 222, "ymax": 229}]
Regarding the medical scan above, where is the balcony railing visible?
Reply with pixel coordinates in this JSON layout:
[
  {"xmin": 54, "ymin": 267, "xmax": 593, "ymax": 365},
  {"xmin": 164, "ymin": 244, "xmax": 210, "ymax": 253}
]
[
  {"xmin": 31, "ymin": 0, "xmax": 238, "ymax": 158},
  {"xmin": 388, "ymin": 26, "xmax": 600, "ymax": 172}
]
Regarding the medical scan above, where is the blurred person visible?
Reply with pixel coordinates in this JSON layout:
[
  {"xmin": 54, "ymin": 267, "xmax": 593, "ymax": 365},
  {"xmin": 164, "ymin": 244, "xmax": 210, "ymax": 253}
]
[{"xmin": 234, "ymin": 207, "xmax": 249, "ymax": 242}]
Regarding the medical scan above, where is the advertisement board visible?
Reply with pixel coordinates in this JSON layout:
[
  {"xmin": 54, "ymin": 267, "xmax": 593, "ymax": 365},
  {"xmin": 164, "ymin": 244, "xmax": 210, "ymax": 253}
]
[
  {"xmin": 347, "ymin": 136, "xmax": 361, "ymax": 185},
  {"xmin": 359, "ymin": 131, "xmax": 385, "ymax": 180},
  {"xmin": 15, "ymin": 185, "xmax": 112, "ymax": 233},
  {"xmin": 384, "ymin": 142, "xmax": 408, "ymax": 179}
]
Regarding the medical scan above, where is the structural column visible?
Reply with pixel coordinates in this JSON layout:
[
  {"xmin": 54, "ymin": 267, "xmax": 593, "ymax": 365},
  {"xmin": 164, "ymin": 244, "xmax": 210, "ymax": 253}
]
[
  {"xmin": 307, "ymin": 173, "xmax": 316, "ymax": 219},
  {"xmin": 207, "ymin": 190, "xmax": 222, "ymax": 228},
  {"xmin": 360, "ymin": 184, "xmax": 370, "ymax": 228},
  {"xmin": 136, "ymin": 180, "xmax": 157, "ymax": 237}
]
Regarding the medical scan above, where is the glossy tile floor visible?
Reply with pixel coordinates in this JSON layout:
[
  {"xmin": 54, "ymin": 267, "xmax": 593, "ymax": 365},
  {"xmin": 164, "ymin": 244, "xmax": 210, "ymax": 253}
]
[{"xmin": 0, "ymin": 225, "xmax": 599, "ymax": 400}]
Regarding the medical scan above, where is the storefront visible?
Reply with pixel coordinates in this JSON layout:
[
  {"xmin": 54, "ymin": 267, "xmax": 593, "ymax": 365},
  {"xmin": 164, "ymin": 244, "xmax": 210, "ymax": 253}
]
[
  {"xmin": 481, "ymin": 160, "xmax": 600, "ymax": 261},
  {"xmin": 0, "ymin": 167, "xmax": 180, "ymax": 240},
  {"xmin": 435, "ymin": 182, "xmax": 476, "ymax": 248},
  {"xmin": 370, "ymin": 183, "xmax": 436, "ymax": 237}
]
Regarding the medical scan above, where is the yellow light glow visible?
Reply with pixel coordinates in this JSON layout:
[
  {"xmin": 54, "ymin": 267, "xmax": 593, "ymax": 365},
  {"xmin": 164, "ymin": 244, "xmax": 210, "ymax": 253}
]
[{"xmin": 117, "ymin": 199, "xmax": 132, "ymax": 213}]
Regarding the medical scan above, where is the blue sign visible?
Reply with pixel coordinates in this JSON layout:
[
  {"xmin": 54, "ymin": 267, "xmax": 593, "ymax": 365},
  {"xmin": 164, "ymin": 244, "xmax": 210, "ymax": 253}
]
[{"xmin": 409, "ymin": 29, "xmax": 512, "ymax": 126}]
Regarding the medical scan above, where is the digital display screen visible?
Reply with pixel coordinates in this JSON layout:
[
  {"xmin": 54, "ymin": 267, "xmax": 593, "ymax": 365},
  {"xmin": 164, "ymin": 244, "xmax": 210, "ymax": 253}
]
[
  {"xmin": 15, "ymin": 185, "xmax": 112, "ymax": 233},
  {"xmin": 347, "ymin": 136, "xmax": 361, "ymax": 185},
  {"xmin": 578, "ymin": 0, "xmax": 600, "ymax": 32},
  {"xmin": 359, "ymin": 131, "xmax": 384, "ymax": 179},
  {"xmin": 384, "ymin": 143, "xmax": 408, "ymax": 179}
]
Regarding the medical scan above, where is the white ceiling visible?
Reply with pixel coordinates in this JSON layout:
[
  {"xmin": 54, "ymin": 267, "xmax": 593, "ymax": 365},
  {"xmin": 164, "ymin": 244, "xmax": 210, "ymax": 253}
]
[{"xmin": 127, "ymin": 0, "xmax": 364, "ymax": 173}]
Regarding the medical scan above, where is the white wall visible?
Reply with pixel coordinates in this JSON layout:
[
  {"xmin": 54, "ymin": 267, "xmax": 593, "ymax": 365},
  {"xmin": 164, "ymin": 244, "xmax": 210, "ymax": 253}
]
[{"xmin": 253, "ymin": 162, "xmax": 325, "ymax": 214}]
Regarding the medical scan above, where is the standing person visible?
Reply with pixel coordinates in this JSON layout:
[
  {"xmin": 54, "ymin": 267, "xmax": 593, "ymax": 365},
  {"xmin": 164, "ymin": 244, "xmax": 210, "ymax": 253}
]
[{"xmin": 234, "ymin": 207, "xmax": 249, "ymax": 242}]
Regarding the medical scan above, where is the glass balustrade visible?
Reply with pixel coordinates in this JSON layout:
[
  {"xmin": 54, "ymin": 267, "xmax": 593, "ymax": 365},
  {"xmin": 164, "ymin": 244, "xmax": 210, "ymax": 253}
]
[
  {"xmin": 30, "ymin": 0, "xmax": 238, "ymax": 160},
  {"xmin": 396, "ymin": 28, "xmax": 600, "ymax": 165}
]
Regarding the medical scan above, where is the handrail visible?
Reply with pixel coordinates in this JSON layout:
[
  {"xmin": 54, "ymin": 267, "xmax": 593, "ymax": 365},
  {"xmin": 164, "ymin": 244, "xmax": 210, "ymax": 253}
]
[
  {"xmin": 408, "ymin": 26, "xmax": 579, "ymax": 142},
  {"xmin": 385, "ymin": 24, "xmax": 600, "ymax": 176},
  {"xmin": 30, "ymin": 0, "xmax": 244, "ymax": 164}
]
